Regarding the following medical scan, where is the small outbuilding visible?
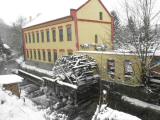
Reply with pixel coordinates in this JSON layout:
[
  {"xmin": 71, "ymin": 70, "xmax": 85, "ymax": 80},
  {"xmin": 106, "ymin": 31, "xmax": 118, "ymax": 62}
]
[{"xmin": 0, "ymin": 74, "xmax": 23, "ymax": 97}]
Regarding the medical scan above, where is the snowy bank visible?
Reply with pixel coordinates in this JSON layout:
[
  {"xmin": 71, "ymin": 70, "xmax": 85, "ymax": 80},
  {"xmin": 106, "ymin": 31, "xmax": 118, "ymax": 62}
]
[
  {"xmin": 122, "ymin": 96, "xmax": 160, "ymax": 111},
  {"xmin": 92, "ymin": 104, "xmax": 141, "ymax": 120},
  {"xmin": 0, "ymin": 88, "xmax": 45, "ymax": 120}
]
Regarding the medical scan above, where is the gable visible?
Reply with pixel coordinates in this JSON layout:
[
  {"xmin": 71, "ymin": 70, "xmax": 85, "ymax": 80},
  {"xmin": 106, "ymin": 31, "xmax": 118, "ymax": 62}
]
[{"xmin": 77, "ymin": 0, "xmax": 112, "ymax": 22}]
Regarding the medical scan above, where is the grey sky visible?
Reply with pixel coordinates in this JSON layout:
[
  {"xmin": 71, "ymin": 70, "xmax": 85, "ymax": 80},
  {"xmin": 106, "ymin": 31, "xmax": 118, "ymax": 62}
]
[
  {"xmin": 0, "ymin": 0, "xmax": 159, "ymax": 25},
  {"xmin": 0, "ymin": 0, "xmax": 119, "ymax": 25}
]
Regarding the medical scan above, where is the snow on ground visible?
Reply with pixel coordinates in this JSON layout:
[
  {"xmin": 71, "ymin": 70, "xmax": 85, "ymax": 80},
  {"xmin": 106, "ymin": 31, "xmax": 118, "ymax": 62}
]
[
  {"xmin": 0, "ymin": 87, "xmax": 45, "ymax": 120},
  {"xmin": 92, "ymin": 104, "xmax": 141, "ymax": 120},
  {"xmin": 0, "ymin": 87, "xmax": 68, "ymax": 120}
]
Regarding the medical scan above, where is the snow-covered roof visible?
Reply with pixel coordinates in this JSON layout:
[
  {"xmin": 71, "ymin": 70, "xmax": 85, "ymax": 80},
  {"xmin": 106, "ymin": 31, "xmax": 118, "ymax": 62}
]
[
  {"xmin": 23, "ymin": 0, "xmax": 87, "ymax": 28},
  {"xmin": 3, "ymin": 44, "xmax": 10, "ymax": 49},
  {"xmin": 78, "ymin": 50, "xmax": 160, "ymax": 57},
  {"xmin": 0, "ymin": 74, "xmax": 23, "ymax": 84},
  {"xmin": 77, "ymin": 50, "xmax": 137, "ymax": 56}
]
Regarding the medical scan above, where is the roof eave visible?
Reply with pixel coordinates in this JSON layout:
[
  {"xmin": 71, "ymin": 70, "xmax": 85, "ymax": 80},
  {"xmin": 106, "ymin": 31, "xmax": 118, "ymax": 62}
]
[{"xmin": 23, "ymin": 15, "xmax": 73, "ymax": 30}]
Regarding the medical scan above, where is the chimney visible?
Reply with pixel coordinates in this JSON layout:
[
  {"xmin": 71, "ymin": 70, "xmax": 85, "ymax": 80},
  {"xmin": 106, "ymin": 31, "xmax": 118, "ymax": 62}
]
[
  {"xmin": 29, "ymin": 16, "xmax": 32, "ymax": 22},
  {"xmin": 70, "ymin": 9, "xmax": 77, "ymax": 18}
]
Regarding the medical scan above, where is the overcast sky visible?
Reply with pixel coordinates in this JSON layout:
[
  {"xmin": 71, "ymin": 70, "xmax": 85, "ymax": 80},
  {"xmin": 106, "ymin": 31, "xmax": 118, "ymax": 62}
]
[
  {"xmin": 0, "ymin": 0, "xmax": 159, "ymax": 25},
  {"xmin": 0, "ymin": 0, "xmax": 121, "ymax": 25}
]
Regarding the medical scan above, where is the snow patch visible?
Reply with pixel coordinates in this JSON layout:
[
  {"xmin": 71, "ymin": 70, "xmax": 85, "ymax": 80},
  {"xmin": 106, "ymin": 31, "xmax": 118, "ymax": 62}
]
[
  {"xmin": 92, "ymin": 104, "xmax": 141, "ymax": 120},
  {"xmin": 0, "ymin": 74, "xmax": 23, "ymax": 84},
  {"xmin": 3, "ymin": 44, "xmax": 10, "ymax": 49},
  {"xmin": 0, "ymin": 88, "xmax": 45, "ymax": 120},
  {"xmin": 16, "ymin": 56, "xmax": 24, "ymax": 64},
  {"xmin": 44, "ymin": 108, "xmax": 68, "ymax": 120}
]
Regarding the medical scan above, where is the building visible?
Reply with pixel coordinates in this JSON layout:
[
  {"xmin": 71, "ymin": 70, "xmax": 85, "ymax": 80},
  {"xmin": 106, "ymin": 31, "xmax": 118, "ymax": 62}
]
[
  {"xmin": 77, "ymin": 51, "xmax": 142, "ymax": 85},
  {"xmin": 0, "ymin": 74, "xmax": 23, "ymax": 97},
  {"xmin": 23, "ymin": 0, "xmax": 114, "ymax": 64}
]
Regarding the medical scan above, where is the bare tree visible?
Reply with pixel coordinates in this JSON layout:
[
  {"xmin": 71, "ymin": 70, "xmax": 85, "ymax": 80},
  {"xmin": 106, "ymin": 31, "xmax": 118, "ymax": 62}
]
[
  {"xmin": 0, "ymin": 19, "xmax": 11, "ymax": 45},
  {"xmin": 121, "ymin": 0, "xmax": 160, "ymax": 84},
  {"xmin": 11, "ymin": 16, "xmax": 27, "ymax": 53}
]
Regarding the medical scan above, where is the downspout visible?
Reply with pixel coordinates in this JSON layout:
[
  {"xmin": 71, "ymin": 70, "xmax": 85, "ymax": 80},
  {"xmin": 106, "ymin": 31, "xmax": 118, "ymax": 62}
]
[
  {"xmin": 22, "ymin": 29, "xmax": 26, "ymax": 61},
  {"xmin": 70, "ymin": 9, "xmax": 80, "ymax": 51}
]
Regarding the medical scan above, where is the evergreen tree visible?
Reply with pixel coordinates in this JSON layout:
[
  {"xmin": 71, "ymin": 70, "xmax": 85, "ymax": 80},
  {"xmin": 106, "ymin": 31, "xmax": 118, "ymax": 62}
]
[
  {"xmin": 111, "ymin": 11, "xmax": 120, "ymax": 29},
  {"xmin": 111, "ymin": 10, "xmax": 123, "ymax": 49},
  {"xmin": 10, "ymin": 16, "xmax": 27, "ymax": 53}
]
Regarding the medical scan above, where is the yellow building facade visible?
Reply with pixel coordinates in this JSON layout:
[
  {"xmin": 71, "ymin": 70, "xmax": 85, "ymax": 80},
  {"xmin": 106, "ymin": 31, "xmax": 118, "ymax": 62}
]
[
  {"xmin": 23, "ymin": 0, "xmax": 114, "ymax": 64},
  {"xmin": 77, "ymin": 51, "xmax": 142, "ymax": 86}
]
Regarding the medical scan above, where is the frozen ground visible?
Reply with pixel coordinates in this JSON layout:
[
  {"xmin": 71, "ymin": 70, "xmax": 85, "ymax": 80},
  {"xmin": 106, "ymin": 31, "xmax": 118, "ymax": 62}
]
[
  {"xmin": 0, "ymin": 87, "xmax": 45, "ymax": 120},
  {"xmin": 0, "ymin": 85, "xmax": 141, "ymax": 120},
  {"xmin": 0, "ymin": 87, "xmax": 68, "ymax": 120}
]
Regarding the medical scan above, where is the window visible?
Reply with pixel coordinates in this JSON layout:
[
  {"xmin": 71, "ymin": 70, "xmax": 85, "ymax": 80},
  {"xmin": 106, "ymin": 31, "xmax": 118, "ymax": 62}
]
[
  {"xmin": 48, "ymin": 50, "xmax": 51, "ymax": 62},
  {"xmin": 107, "ymin": 60, "xmax": 115, "ymax": 78},
  {"xmin": 34, "ymin": 50, "xmax": 36, "ymax": 59},
  {"xmin": 68, "ymin": 50, "xmax": 73, "ymax": 55},
  {"xmin": 99, "ymin": 12, "xmax": 103, "ymax": 20},
  {"xmin": 37, "ymin": 32, "xmax": 39, "ymax": 43},
  {"xmin": 95, "ymin": 34, "xmax": 98, "ymax": 44},
  {"xmin": 30, "ymin": 50, "xmax": 32, "ymax": 59},
  {"xmin": 41, "ymin": 31, "xmax": 44, "ymax": 42},
  {"xmin": 53, "ymin": 50, "xmax": 57, "ymax": 63},
  {"xmin": 38, "ymin": 50, "xmax": 41, "ymax": 60},
  {"xmin": 32, "ymin": 32, "xmax": 35, "ymax": 43},
  {"xmin": 59, "ymin": 28, "xmax": 63, "ymax": 41},
  {"xmin": 124, "ymin": 60, "xmax": 133, "ymax": 76},
  {"xmin": 25, "ymin": 34, "xmax": 28, "ymax": 43},
  {"xmin": 67, "ymin": 27, "xmax": 72, "ymax": 41},
  {"xmin": 29, "ymin": 33, "xmax": 31, "ymax": 43},
  {"xmin": 52, "ymin": 29, "xmax": 56, "ymax": 42},
  {"xmin": 46, "ymin": 30, "xmax": 50, "ymax": 42},
  {"xmin": 59, "ymin": 49, "xmax": 65, "ymax": 57},
  {"xmin": 43, "ymin": 50, "xmax": 45, "ymax": 61}
]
